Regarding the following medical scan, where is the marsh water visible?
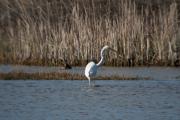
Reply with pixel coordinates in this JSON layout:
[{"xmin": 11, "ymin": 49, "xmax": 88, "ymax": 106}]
[
  {"xmin": 0, "ymin": 65, "xmax": 180, "ymax": 120},
  {"xmin": 0, "ymin": 80, "xmax": 180, "ymax": 120}
]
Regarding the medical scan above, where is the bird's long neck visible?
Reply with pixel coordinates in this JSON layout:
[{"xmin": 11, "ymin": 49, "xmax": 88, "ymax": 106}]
[
  {"xmin": 96, "ymin": 56, "xmax": 104, "ymax": 67},
  {"xmin": 96, "ymin": 49, "xmax": 105, "ymax": 67}
]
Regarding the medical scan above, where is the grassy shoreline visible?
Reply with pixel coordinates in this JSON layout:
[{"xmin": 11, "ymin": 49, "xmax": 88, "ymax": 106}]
[{"xmin": 0, "ymin": 72, "xmax": 150, "ymax": 80}]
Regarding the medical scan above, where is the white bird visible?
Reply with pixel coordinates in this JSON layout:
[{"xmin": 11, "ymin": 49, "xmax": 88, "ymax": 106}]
[{"xmin": 85, "ymin": 45, "xmax": 117, "ymax": 86}]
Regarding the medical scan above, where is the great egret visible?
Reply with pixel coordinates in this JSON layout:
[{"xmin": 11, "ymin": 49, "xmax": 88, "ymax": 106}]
[{"xmin": 85, "ymin": 45, "xmax": 117, "ymax": 86}]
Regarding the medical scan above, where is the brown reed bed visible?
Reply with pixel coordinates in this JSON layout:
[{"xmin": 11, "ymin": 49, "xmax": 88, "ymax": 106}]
[
  {"xmin": 0, "ymin": 72, "xmax": 150, "ymax": 80},
  {"xmin": 0, "ymin": 0, "xmax": 180, "ymax": 66}
]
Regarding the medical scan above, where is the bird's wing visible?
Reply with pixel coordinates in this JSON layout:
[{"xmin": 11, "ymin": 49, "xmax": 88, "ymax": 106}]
[
  {"xmin": 85, "ymin": 62, "xmax": 97, "ymax": 77},
  {"xmin": 88, "ymin": 64, "xmax": 97, "ymax": 76},
  {"xmin": 89, "ymin": 69, "xmax": 95, "ymax": 75}
]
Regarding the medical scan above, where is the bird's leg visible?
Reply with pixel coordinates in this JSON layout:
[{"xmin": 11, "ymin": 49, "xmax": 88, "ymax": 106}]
[
  {"xmin": 88, "ymin": 78, "xmax": 91, "ymax": 86},
  {"xmin": 92, "ymin": 80, "xmax": 96, "ymax": 87}
]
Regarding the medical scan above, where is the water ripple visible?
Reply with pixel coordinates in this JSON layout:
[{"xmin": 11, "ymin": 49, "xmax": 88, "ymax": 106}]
[{"xmin": 0, "ymin": 80, "xmax": 180, "ymax": 120}]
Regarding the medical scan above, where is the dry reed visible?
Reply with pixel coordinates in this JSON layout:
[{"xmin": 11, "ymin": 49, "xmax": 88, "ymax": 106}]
[{"xmin": 0, "ymin": 0, "xmax": 179, "ymax": 66}]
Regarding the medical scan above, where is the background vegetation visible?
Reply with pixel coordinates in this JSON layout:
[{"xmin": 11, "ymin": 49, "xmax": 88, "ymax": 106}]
[{"xmin": 0, "ymin": 0, "xmax": 180, "ymax": 66}]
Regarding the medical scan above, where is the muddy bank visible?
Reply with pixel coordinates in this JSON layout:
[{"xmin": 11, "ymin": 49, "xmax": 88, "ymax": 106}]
[{"xmin": 0, "ymin": 65, "xmax": 179, "ymax": 80}]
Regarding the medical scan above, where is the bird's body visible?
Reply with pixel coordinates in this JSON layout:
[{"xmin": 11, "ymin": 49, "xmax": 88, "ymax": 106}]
[
  {"xmin": 85, "ymin": 62, "xmax": 97, "ymax": 77},
  {"xmin": 85, "ymin": 45, "xmax": 117, "ymax": 86},
  {"xmin": 85, "ymin": 61, "xmax": 97, "ymax": 85}
]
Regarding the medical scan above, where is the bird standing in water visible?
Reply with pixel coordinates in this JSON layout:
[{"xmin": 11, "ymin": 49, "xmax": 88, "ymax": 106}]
[{"xmin": 85, "ymin": 45, "xmax": 117, "ymax": 86}]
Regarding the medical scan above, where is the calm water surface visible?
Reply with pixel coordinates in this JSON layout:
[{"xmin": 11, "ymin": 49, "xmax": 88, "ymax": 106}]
[{"xmin": 0, "ymin": 80, "xmax": 180, "ymax": 120}]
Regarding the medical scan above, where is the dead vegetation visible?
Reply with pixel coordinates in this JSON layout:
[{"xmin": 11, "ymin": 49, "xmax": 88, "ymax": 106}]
[
  {"xmin": 0, "ymin": 72, "xmax": 150, "ymax": 80},
  {"xmin": 0, "ymin": 0, "xmax": 179, "ymax": 66}
]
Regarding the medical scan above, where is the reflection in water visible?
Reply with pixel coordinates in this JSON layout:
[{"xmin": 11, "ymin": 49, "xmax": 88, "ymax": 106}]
[{"xmin": 0, "ymin": 80, "xmax": 180, "ymax": 120}]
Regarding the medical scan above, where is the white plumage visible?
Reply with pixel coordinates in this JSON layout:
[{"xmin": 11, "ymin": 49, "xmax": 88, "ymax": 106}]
[{"xmin": 85, "ymin": 45, "xmax": 117, "ymax": 86}]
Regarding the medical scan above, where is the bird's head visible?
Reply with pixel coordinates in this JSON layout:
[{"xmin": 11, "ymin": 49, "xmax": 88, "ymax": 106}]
[
  {"xmin": 101, "ymin": 45, "xmax": 117, "ymax": 56},
  {"xmin": 101, "ymin": 45, "xmax": 110, "ymax": 56},
  {"xmin": 103, "ymin": 45, "xmax": 117, "ymax": 52},
  {"xmin": 103, "ymin": 45, "xmax": 110, "ymax": 50}
]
